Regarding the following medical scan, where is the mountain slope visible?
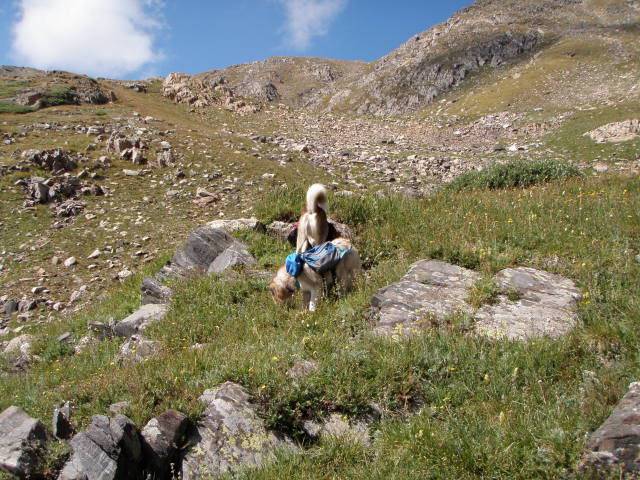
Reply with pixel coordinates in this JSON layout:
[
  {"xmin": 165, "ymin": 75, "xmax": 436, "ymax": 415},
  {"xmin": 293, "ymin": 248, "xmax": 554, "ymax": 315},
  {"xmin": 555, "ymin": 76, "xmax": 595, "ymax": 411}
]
[{"xmin": 165, "ymin": 0, "xmax": 639, "ymax": 117}]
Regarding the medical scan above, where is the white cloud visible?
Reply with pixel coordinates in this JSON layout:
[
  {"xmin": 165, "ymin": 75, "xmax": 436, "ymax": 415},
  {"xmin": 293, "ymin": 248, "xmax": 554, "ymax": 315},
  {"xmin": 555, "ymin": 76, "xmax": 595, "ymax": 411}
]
[
  {"xmin": 280, "ymin": 0, "xmax": 346, "ymax": 50},
  {"xmin": 11, "ymin": 0, "xmax": 163, "ymax": 78}
]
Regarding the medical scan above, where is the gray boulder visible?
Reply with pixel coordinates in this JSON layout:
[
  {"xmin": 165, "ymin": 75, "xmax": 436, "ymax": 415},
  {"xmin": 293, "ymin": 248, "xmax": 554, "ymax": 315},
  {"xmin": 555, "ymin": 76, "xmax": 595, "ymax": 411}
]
[
  {"xmin": 474, "ymin": 267, "xmax": 582, "ymax": 340},
  {"xmin": 171, "ymin": 226, "xmax": 246, "ymax": 274},
  {"xmin": 580, "ymin": 382, "xmax": 640, "ymax": 475},
  {"xmin": 141, "ymin": 410, "xmax": 190, "ymax": 478},
  {"xmin": 114, "ymin": 304, "xmax": 168, "ymax": 337},
  {"xmin": 371, "ymin": 260, "xmax": 480, "ymax": 336},
  {"xmin": 181, "ymin": 382, "xmax": 292, "ymax": 479},
  {"xmin": 0, "ymin": 406, "xmax": 47, "ymax": 477},
  {"xmin": 58, "ymin": 414, "xmax": 142, "ymax": 480},
  {"xmin": 207, "ymin": 244, "xmax": 256, "ymax": 275}
]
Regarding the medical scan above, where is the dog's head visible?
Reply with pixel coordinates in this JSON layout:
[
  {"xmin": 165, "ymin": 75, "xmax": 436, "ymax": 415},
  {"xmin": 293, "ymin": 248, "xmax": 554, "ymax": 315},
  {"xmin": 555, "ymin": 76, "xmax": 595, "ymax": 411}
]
[{"xmin": 269, "ymin": 266, "xmax": 297, "ymax": 305}]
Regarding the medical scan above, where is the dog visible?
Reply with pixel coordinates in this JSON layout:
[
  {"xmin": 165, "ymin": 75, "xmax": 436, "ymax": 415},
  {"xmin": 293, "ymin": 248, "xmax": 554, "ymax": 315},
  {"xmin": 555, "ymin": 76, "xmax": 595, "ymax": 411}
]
[
  {"xmin": 269, "ymin": 237, "xmax": 361, "ymax": 312},
  {"xmin": 296, "ymin": 184, "xmax": 329, "ymax": 253}
]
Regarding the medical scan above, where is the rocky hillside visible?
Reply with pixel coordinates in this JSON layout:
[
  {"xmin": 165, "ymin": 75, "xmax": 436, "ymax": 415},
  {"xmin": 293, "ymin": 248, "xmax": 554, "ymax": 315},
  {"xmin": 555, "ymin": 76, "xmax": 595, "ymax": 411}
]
[
  {"xmin": 0, "ymin": 67, "xmax": 115, "ymax": 113},
  {"xmin": 165, "ymin": 0, "xmax": 639, "ymax": 116},
  {"xmin": 0, "ymin": 0, "xmax": 639, "ymax": 478}
]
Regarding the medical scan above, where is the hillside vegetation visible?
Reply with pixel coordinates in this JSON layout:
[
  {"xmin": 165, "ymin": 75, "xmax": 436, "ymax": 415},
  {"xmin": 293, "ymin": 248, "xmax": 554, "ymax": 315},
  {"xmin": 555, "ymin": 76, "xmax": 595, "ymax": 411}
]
[{"xmin": 1, "ymin": 0, "xmax": 639, "ymax": 478}]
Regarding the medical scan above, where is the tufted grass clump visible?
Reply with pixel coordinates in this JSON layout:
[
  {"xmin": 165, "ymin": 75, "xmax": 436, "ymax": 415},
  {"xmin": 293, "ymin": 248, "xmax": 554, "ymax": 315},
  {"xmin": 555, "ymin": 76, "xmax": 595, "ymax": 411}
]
[{"xmin": 448, "ymin": 159, "xmax": 581, "ymax": 191}]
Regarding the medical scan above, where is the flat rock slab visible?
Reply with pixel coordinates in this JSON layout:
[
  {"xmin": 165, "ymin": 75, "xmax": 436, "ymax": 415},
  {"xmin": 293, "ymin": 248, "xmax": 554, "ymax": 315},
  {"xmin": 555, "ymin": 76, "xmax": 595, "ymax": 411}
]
[
  {"xmin": 114, "ymin": 304, "xmax": 168, "ymax": 337},
  {"xmin": 371, "ymin": 260, "xmax": 480, "ymax": 336},
  {"xmin": 474, "ymin": 267, "xmax": 582, "ymax": 340},
  {"xmin": 0, "ymin": 406, "xmax": 47, "ymax": 477},
  {"xmin": 371, "ymin": 261, "xmax": 581, "ymax": 340},
  {"xmin": 181, "ymin": 382, "xmax": 291, "ymax": 479},
  {"xmin": 580, "ymin": 382, "xmax": 640, "ymax": 475},
  {"xmin": 117, "ymin": 335, "xmax": 161, "ymax": 363}
]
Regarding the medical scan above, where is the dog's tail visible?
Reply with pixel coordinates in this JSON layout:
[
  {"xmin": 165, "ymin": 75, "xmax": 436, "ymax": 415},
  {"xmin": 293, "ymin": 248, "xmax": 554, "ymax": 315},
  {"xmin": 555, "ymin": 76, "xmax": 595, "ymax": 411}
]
[{"xmin": 306, "ymin": 183, "xmax": 328, "ymax": 214}]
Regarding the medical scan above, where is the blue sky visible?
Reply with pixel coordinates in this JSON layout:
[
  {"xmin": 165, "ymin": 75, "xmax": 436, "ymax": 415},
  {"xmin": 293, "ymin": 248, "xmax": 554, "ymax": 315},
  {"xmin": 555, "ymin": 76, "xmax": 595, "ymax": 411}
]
[{"xmin": 0, "ymin": 0, "xmax": 472, "ymax": 79}]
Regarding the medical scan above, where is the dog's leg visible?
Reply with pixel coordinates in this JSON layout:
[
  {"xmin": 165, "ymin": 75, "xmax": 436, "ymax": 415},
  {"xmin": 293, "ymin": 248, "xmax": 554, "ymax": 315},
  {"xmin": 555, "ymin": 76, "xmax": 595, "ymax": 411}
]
[
  {"xmin": 302, "ymin": 290, "xmax": 311, "ymax": 310},
  {"xmin": 308, "ymin": 289, "xmax": 319, "ymax": 312}
]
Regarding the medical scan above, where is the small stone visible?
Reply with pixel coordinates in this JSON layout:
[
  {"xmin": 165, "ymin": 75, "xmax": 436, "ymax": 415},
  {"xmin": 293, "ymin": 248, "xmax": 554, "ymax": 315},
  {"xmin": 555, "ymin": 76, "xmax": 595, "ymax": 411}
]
[
  {"xmin": 51, "ymin": 256, "xmax": 60, "ymax": 266},
  {"xmin": 87, "ymin": 249, "xmax": 101, "ymax": 259},
  {"xmin": 63, "ymin": 257, "xmax": 77, "ymax": 268},
  {"xmin": 31, "ymin": 286, "xmax": 46, "ymax": 295},
  {"xmin": 117, "ymin": 269, "xmax": 133, "ymax": 281}
]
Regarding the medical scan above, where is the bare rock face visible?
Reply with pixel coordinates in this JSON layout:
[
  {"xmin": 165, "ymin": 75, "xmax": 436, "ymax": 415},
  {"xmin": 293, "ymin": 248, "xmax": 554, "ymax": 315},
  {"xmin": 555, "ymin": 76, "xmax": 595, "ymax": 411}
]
[
  {"xmin": 114, "ymin": 304, "xmax": 169, "ymax": 337},
  {"xmin": 0, "ymin": 406, "xmax": 48, "ymax": 477},
  {"xmin": 371, "ymin": 261, "xmax": 581, "ymax": 340},
  {"xmin": 580, "ymin": 382, "xmax": 640, "ymax": 475},
  {"xmin": 58, "ymin": 414, "xmax": 142, "ymax": 480},
  {"xmin": 181, "ymin": 382, "xmax": 291, "ymax": 479},
  {"xmin": 371, "ymin": 260, "xmax": 480, "ymax": 336},
  {"xmin": 141, "ymin": 410, "xmax": 190, "ymax": 478},
  {"xmin": 474, "ymin": 267, "xmax": 582, "ymax": 340},
  {"xmin": 585, "ymin": 119, "xmax": 640, "ymax": 143}
]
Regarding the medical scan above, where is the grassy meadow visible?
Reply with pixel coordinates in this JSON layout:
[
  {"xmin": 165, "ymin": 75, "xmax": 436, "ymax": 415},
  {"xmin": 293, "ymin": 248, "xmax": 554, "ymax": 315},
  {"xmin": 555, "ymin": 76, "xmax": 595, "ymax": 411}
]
[{"xmin": 1, "ymin": 168, "xmax": 639, "ymax": 478}]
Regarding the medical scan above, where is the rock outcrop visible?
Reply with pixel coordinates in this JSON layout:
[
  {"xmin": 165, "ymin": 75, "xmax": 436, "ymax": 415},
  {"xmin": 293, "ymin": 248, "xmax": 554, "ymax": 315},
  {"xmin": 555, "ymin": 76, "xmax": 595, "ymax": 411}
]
[
  {"xmin": 585, "ymin": 120, "xmax": 640, "ymax": 144},
  {"xmin": 141, "ymin": 224, "xmax": 256, "ymax": 304},
  {"xmin": 59, "ymin": 414, "xmax": 142, "ymax": 480},
  {"xmin": 181, "ymin": 382, "xmax": 291, "ymax": 479},
  {"xmin": 371, "ymin": 260, "xmax": 582, "ymax": 340},
  {"xmin": 580, "ymin": 382, "xmax": 640, "ymax": 475},
  {"xmin": 0, "ymin": 406, "xmax": 48, "ymax": 478}
]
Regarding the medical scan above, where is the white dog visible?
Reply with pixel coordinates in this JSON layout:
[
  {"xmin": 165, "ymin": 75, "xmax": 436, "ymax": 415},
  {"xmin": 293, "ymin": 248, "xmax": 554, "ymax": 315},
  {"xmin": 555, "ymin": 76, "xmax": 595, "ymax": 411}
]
[{"xmin": 270, "ymin": 237, "xmax": 361, "ymax": 311}]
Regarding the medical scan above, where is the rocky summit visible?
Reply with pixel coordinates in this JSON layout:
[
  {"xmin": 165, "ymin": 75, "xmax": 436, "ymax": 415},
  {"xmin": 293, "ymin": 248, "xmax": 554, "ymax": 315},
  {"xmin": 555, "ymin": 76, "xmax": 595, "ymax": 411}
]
[{"xmin": 1, "ymin": 0, "xmax": 639, "ymax": 478}]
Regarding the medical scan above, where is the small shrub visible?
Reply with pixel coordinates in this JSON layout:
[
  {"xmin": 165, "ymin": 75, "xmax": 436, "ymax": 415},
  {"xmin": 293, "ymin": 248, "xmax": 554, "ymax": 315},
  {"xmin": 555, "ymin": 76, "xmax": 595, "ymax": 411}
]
[
  {"xmin": 448, "ymin": 159, "xmax": 581, "ymax": 191},
  {"xmin": 41, "ymin": 86, "xmax": 78, "ymax": 107},
  {"xmin": 468, "ymin": 277, "xmax": 500, "ymax": 308}
]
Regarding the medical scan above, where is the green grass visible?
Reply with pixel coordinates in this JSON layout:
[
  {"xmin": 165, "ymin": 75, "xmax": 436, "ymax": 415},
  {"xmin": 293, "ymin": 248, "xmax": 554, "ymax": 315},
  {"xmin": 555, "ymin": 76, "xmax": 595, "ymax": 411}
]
[
  {"xmin": 448, "ymin": 159, "xmax": 581, "ymax": 192},
  {"xmin": 0, "ymin": 101, "xmax": 34, "ymax": 113},
  {"xmin": 1, "ymin": 172, "xmax": 639, "ymax": 478}
]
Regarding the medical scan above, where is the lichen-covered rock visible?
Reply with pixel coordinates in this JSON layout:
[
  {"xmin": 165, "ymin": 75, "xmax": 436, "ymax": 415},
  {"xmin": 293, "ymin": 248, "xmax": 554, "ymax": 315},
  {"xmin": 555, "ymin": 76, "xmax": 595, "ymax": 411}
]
[
  {"xmin": 371, "ymin": 260, "xmax": 480, "ymax": 336},
  {"xmin": 474, "ymin": 267, "xmax": 582, "ymax": 340},
  {"xmin": 372, "ymin": 261, "xmax": 581, "ymax": 340},
  {"xmin": 58, "ymin": 414, "xmax": 142, "ymax": 480},
  {"xmin": 0, "ymin": 406, "xmax": 47, "ymax": 477},
  {"xmin": 181, "ymin": 382, "xmax": 292, "ymax": 479},
  {"xmin": 140, "ymin": 277, "xmax": 174, "ymax": 305},
  {"xmin": 580, "ymin": 382, "xmax": 640, "ymax": 475}
]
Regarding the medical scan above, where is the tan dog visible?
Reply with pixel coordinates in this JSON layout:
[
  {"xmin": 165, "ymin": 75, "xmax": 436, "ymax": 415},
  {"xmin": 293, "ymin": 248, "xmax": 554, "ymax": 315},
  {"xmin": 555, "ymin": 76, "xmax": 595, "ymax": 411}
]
[
  {"xmin": 296, "ymin": 184, "xmax": 329, "ymax": 253},
  {"xmin": 270, "ymin": 238, "xmax": 361, "ymax": 311}
]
